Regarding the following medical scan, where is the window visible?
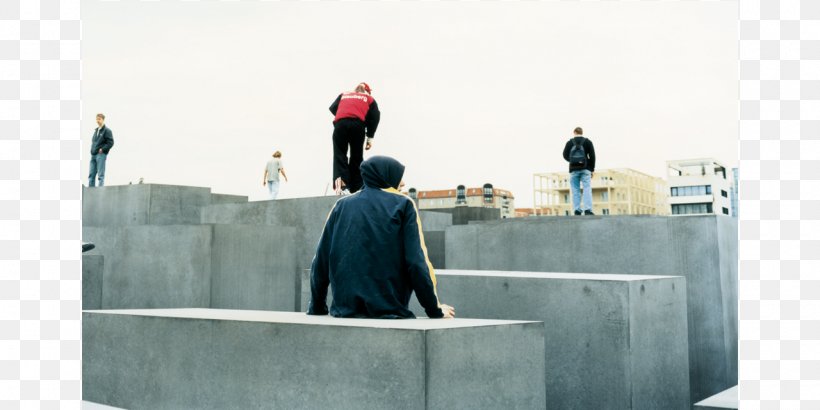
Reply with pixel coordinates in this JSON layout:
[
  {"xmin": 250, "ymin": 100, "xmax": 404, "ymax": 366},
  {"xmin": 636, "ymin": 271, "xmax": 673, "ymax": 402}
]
[
  {"xmin": 564, "ymin": 194, "xmax": 569, "ymax": 204},
  {"xmin": 456, "ymin": 185, "xmax": 466, "ymax": 205},
  {"xmin": 721, "ymin": 190, "xmax": 728, "ymax": 198},
  {"xmin": 483, "ymin": 184, "xmax": 493, "ymax": 203},
  {"xmin": 671, "ymin": 185, "xmax": 712, "ymax": 197},
  {"xmin": 671, "ymin": 203, "xmax": 714, "ymax": 215},
  {"xmin": 601, "ymin": 191, "xmax": 609, "ymax": 201},
  {"xmin": 722, "ymin": 207, "xmax": 729, "ymax": 215},
  {"xmin": 602, "ymin": 208, "xmax": 610, "ymax": 215},
  {"xmin": 565, "ymin": 210, "xmax": 570, "ymax": 216}
]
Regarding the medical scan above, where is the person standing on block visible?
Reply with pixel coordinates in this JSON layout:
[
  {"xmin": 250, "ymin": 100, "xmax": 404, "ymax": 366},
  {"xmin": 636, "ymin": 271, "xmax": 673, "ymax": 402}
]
[
  {"xmin": 88, "ymin": 113, "xmax": 114, "ymax": 187},
  {"xmin": 562, "ymin": 126, "xmax": 596, "ymax": 215},
  {"xmin": 308, "ymin": 155, "xmax": 455, "ymax": 319},
  {"xmin": 262, "ymin": 150, "xmax": 288, "ymax": 200},
  {"xmin": 328, "ymin": 82, "xmax": 381, "ymax": 195}
]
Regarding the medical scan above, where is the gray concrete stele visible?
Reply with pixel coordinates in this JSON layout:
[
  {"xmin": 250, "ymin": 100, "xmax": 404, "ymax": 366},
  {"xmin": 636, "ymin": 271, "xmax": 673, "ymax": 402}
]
[
  {"xmin": 83, "ymin": 309, "xmax": 546, "ymax": 410},
  {"xmin": 410, "ymin": 269, "xmax": 691, "ymax": 410},
  {"xmin": 445, "ymin": 214, "xmax": 737, "ymax": 403}
]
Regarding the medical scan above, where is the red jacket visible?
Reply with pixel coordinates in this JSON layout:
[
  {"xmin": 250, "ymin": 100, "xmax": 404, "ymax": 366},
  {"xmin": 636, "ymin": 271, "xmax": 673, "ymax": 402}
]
[{"xmin": 329, "ymin": 92, "xmax": 381, "ymax": 138}]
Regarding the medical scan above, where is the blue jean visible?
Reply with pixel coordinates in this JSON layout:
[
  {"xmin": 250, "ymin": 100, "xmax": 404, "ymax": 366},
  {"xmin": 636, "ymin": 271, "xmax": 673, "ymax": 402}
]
[
  {"xmin": 88, "ymin": 153, "xmax": 107, "ymax": 187},
  {"xmin": 569, "ymin": 169, "xmax": 592, "ymax": 212},
  {"xmin": 267, "ymin": 181, "xmax": 280, "ymax": 200}
]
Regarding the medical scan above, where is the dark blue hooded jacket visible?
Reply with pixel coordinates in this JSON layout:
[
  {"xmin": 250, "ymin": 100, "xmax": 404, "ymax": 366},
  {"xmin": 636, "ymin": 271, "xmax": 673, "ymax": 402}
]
[{"xmin": 307, "ymin": 156, "xmax": 444, "ymax": 318}]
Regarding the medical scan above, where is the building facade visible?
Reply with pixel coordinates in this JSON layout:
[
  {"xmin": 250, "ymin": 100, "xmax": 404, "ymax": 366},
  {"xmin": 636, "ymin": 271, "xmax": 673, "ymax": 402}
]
[
  {"xmin": 533, "ymin": 168, "xmax": 670, "ymax": 216},
  {"xmin": 666, "ymin": 158, "xmax": 733, "ymax": 216},
  {"xmin": 408, "ymin": 184, "xmax": 516, "ymax": 219}
]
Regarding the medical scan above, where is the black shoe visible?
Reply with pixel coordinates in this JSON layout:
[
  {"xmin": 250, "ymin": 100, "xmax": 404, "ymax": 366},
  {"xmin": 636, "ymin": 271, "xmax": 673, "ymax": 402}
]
[
  {"xmin": 584, "ymin": 210, "xmax": 594, "ymax": 215},
  {"xmin": 573, "ymin": 210, "xmax": 582, "ymax": 216},
  {"xmin": 82, "ymin": 242, "xmax": 95, "ymax": 252}
]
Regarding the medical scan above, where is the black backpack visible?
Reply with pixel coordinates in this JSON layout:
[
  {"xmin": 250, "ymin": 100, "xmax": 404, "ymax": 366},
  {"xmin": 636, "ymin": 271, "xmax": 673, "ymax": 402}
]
[{"xmin": 568, "ymin": 137, "xmax": 587, "ymax": 167}]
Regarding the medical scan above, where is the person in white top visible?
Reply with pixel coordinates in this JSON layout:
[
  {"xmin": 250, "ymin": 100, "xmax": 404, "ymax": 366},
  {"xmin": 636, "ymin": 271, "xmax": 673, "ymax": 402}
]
[{"xmin": 263, "ymin": 150, "xmax": 288, "ymax": 200}]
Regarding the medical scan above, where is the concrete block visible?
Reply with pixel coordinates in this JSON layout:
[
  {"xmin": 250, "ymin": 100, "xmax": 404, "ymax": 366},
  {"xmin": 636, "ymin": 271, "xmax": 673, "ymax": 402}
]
[
  {"xmin": 83, "ymin": 309, "xmax": 545, "ymax": 410},
  {"xmin": 82, "ymin": 255, "xmax": 104, "ymax": 310},
  {"xmin": 209, "ymin": 224, "xmax": 299, "ymax": 311},
  {"xmin": 83, "ymin": 184, "xmax": 213, "ymax": 226},
  {"xmin": 201, "ymin": 196, "xmax": 338, "ymax": 276},
  {"xmin": 418, "ymin": 210, "xmax": 453, "ymax": 231},
  {"xmin": 423, "ymin": 231, "xmax": 446, "ymax": 269},
  {"xmin": 83, "ymin": 225, "xmax": 213, "ymax": 309},
  {"xmin": 411, "ymin": 270, "xmax": 690, "ymax": 409},
  {"xmin": 83, "ymin": 224, "xmax": 300, "ymax": 311},
  {"xmin": 210, "ymin": 193, "xmax": 248, "ymax": 205},
  {"xmin": 201, "ymin": 197, "xmax": 452, "ymax": 274},
  {"xmin": 445, "ymin": 215, "xmax": 737, "ymax": 402},
  {"xmin": 425, "ymin": 206, "xmax": 500, "ymax": 225}
]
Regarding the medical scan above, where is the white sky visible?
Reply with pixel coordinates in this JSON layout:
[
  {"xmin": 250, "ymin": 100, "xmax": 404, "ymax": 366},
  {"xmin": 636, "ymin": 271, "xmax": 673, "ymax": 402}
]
[{"xmin": 81, "ymin": 0, "xmax": 738, "ymax": 207}]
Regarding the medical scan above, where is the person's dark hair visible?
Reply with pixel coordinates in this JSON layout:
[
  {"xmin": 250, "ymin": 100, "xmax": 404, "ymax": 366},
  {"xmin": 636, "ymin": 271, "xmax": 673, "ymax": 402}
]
[
  {"xmin": 574, "ymin": 127, "xmax": 583, "ymax": 135},
  {"xmin": 97, "ymin": 113, "xmax": 105, "ymax": 120},
  {"xmin": 273, "ymin": 151, "xmax": 282, "ymax": 158}
]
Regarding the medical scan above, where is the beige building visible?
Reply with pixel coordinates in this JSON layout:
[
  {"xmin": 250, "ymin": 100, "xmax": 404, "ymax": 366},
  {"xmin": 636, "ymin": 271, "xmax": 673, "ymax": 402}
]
[
  {"xmin": 533, "ymin": 168, "xmax": 669, "ymax": 216},
  {"xmin": 408, "ymin": 184, "xmax": 516, "ymax": 219}
]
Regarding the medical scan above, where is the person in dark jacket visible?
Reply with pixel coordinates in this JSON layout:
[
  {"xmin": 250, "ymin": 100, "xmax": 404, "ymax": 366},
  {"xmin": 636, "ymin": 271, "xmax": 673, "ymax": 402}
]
[
  {"xmin": 328, "ymin": 82, "xmax": 381, "ymax": 195},
  {"xmin": 562, "ymin": 127, "xmax": 596, "ymax": 215},
  {"xmin": 308, "ymin": 155, "xmax": 455, "ymax": 319},
  {"xmin": 88, "ymin": 113, "xmax": 114, "ymax": 187}
]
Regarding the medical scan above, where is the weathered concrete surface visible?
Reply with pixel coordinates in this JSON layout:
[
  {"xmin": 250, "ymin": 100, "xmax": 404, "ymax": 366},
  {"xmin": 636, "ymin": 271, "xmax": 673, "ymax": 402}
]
[
  {"xmin": 201, "ymin": 196, "xmax": 338, "ymax": 276},
  {"xmin": 83, "ymin": 224, "xmax": 298, "ymax": 310},
  {"xmin": 411, "ymin": 270, "xmax": 690, "ymax": 410},
  {"xmin": 82, "ymin": 255, "xmax": 104, "ymax": 310},
  {"xmin": 83, "ymin": 225, "xmax": 213, "ymax": 309},
  {"xmin": 424, "ymin": 206, "xmax": 500, "ymax": 225},
  {"xmin": 83, "ymin": 184, "xmax": 237, "ymax": 226},
  {"xmin": 83, "ymin": 309, "xmax": 545, "ymax": 410},
  {"xmin": 423, "ymin": 231, "xmax": 446, "ymax": 269},
  {"xmin": 209, "ymin": 193, "xmax": 248, "ymax": 205},
  {"xmin": 445, "ymin": 215, "xmax": 737, "ymax": 403},
  {"xmin": 418, "ymin": 210, "xmax": 453, "ymax": 231},
  {"xmin": 209, "ymin": 224, "xmax": 299, "ymax": 311},
  {"xmin": 202, "ymin": 197, "xmax": 454, "ymax": 273}
]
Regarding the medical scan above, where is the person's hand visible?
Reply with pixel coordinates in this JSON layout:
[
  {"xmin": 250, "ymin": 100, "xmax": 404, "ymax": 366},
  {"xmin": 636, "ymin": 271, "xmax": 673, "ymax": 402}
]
[
  {"xmin": 365, "ymin": 138, "xmax": 373, "ymax": 151},
  {"xmin": 98, "ymin": 148, "xmax": 103, "ymax": 154},
  {"xmin": 440, "ymin": 304, "xmax": 455, "ymax": 319}
]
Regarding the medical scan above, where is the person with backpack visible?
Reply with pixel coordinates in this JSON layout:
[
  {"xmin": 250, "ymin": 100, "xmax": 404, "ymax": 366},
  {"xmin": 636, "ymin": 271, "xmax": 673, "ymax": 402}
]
[{"xmin": 562, "ymin": 127, "xmax": 596, "ymax": 215}]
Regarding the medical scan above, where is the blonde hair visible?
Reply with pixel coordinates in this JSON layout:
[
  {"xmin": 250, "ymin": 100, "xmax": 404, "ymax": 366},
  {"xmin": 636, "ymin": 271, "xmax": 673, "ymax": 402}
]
[{"xmin": 273, "ymin": 151, "xmax": 282, "ymax": 158}]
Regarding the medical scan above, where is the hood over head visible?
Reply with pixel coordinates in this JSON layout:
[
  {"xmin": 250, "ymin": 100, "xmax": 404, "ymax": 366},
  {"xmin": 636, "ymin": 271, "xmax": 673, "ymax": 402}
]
[{"xmin": 361, "ymin": 156, "xmax": 405, "ymax": 190}]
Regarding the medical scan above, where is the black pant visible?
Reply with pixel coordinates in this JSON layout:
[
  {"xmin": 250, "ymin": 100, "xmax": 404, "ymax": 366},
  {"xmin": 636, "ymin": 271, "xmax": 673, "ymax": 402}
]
[{"xmin": 332, "ymin": 118, "xmax": 366, "ymax": 193}]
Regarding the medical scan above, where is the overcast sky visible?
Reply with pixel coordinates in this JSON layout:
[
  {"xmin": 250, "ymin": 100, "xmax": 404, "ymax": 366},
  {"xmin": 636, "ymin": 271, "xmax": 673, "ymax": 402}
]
[{"xmin": 81, "ymin": 0, "xmax": 737, "ymax": 207}]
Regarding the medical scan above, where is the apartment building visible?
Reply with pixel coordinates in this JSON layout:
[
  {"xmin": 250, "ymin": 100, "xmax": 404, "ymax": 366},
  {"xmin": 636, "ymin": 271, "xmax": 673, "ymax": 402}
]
[
  {"xmin": 667, "ymin": 158, "xmax": 733, "ymax": 216},
  {"xmin": 533, "ymin": 168, "xmax": 669, "ymax": 216}
]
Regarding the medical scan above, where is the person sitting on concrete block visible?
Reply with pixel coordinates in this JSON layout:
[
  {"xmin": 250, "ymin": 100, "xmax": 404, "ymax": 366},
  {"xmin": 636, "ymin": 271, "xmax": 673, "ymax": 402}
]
[{"xmin": 308, "ymin": 155, "xmax": 455, "ymax": 319}]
